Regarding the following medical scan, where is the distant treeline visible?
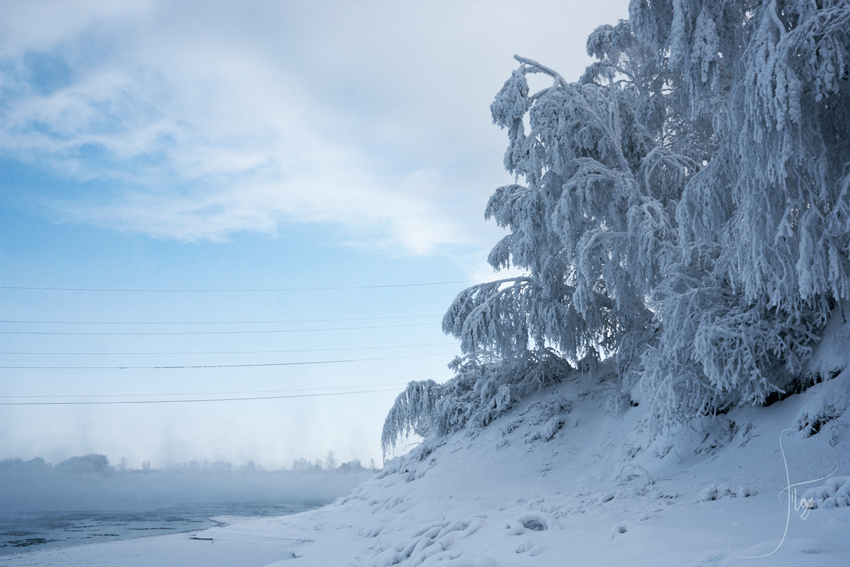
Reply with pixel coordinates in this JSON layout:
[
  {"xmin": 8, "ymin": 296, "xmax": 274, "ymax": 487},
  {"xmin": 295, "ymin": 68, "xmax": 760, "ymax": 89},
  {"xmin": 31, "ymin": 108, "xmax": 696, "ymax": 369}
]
[
  {"xmin": 0, "ymin": 451, "xmax": 378, "ymax": 475},
  {"xmin": 0, "ymin": 454, "xmax": 377, "ymax": 513}
]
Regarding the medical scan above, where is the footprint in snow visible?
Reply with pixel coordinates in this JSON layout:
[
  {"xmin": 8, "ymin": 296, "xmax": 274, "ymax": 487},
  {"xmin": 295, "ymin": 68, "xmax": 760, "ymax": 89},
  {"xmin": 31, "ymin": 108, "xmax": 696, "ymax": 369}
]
[{"xmin": 610, "ymin": 523, "xmax": 628, "ymax": 538}]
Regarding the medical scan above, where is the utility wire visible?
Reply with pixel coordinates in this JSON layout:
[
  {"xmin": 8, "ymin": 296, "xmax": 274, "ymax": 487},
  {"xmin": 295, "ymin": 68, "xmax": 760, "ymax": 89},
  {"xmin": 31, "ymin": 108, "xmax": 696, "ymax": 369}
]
[
  {"xmin": 0, "ymin": 322, "xmax": 436, "ymax": 336},
  {"xmin": 0, "ymin": 351, "xmax": 458, "ymax": 370},
  {"xmin": 0, "ymin": 280, "xmax": 479, "ymax": 292},
  {"xmin": 0, "ymin": 314, "xmax": 441, "ymax": 325},
  {"xmin": 0, "ymin": 388, "xmax": 402, "ymax": 406},
  {"xmin": 0, "ymin": 383, "xmax": 409, "ymax": 399},
  {"xmin": 0, "ymin": 342, "xmax": 457, "ymax": 356}
]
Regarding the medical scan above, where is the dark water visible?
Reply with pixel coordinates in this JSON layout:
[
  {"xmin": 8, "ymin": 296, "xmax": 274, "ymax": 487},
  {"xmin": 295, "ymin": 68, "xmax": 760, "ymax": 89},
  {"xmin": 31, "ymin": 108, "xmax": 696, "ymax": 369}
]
[{"xmin": 0, "ymin": 502, "xmax": 318, "ymax": 556}]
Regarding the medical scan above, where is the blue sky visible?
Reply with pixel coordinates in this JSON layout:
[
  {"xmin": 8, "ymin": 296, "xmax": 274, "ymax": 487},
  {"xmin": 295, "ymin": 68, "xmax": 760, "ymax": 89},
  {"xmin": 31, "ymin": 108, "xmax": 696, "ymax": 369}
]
[{"xmin": 0, "ymin": 0, "xmax": 630, "ymax": 469}]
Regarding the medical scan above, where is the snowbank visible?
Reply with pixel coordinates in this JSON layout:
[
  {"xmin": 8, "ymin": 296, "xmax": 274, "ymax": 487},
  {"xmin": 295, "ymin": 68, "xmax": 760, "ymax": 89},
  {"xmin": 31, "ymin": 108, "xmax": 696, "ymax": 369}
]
[{"xmin": 6, "ymin": 318, "xmax": 849, "ymax": 567}]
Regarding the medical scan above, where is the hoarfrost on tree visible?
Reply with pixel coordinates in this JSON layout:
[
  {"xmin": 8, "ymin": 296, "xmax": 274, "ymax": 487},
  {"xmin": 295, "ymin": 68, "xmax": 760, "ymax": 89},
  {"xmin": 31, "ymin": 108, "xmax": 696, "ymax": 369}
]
[
  {"xmin": 383, "ymin": 0, "xmax": 850, "ymax": 452},
  {"xmin": 633, "ymin": 0, "xmax": 850, "ymax": 430}
]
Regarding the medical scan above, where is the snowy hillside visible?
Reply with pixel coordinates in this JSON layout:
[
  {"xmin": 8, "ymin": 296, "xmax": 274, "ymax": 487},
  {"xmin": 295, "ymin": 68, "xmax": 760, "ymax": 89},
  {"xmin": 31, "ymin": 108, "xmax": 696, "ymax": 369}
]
[
  {"xmin": 5, "ymin": 1, "xmax": 848, "ymax": 565},
  {"xmin": 7, "ymin": 314, "xmax": 848, "ymax": 567}
]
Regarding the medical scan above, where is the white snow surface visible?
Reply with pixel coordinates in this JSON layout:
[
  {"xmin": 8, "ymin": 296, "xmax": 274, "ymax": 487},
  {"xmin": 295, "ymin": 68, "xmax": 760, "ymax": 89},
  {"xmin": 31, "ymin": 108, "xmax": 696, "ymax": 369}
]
[{"xmin": 6, "ymin": 325, "xmax": 849, "ymax": 566}]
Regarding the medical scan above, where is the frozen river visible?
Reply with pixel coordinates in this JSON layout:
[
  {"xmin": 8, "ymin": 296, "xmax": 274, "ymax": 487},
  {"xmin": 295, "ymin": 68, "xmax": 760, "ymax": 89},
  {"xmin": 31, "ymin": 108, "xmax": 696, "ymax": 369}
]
[
  {"xmin": 0, "ymin": 502, "xmax": 318, "ymax": 556},
  {"xmin": 0, "ymin": 457, "xmax": 376, "ymax": 558}
]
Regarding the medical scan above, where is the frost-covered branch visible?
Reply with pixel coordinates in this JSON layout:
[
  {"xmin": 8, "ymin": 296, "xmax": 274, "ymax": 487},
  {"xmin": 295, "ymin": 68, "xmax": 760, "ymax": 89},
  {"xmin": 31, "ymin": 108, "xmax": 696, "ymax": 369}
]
[{"xmin": 381, "ymin": 351, "xmax": 574, "ymax": 458}]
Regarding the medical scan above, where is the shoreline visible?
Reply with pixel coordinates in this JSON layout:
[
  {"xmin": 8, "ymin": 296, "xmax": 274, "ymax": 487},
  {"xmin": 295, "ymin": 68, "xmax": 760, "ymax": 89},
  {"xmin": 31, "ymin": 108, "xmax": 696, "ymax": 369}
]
[
  {"xmin": 5, "ymin": 370, "xmax": 848, "ymax": 566},
  {"xmin": 0, "ymin": 503, "xmax": 319, "ymax": 558}
]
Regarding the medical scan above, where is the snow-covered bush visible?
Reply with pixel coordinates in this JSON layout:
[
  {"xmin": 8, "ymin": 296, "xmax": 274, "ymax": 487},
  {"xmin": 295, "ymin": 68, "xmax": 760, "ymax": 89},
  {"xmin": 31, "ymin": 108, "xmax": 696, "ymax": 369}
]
[
  {"xmin": 795, "ymin": 367, "xmax": 850, "ymax": 437},
  {"xmin": 802, "ymin": 476, "xmax": 850, "ymax": 509},
  {"xmin": 382, "ymin": 351, "xmax": 571, "ymax": 457}
]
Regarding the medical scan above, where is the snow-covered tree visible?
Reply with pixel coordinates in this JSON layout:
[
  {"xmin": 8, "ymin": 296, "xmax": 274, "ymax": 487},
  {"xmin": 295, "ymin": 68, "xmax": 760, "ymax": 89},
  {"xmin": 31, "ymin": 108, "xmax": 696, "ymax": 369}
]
[
  {"xmin": 292, "ymin": 457, "xmax": 323, "ymax": 472},
  {"xmin": 435, "ymin": 18, "xmax": 695, "ymax": 425},
  {"xmin": 383, "ymin": 0, "xmax": 850, "ymax": 450},
  {"xmin": 453, "ymin": 51, "xmax": 682, "ymax": 355},
  {"xmin": 634, "ymin": 0, "xmax": 850, "ymax": 430},
  {"xmin": 325, "ymin": 451, "xmax": 337, "ymax": 470}
]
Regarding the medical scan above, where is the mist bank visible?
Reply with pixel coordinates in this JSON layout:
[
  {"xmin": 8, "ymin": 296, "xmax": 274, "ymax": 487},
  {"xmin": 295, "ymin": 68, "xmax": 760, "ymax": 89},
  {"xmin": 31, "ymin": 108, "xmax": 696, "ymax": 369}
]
[{"xmin": 0, "ymin": 455, "xmax": 376, "ymax": 513}]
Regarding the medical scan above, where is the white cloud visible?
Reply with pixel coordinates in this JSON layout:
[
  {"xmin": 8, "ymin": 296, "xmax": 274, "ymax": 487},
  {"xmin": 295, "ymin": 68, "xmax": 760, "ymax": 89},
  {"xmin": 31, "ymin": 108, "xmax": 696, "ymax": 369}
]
[
  {"xmin": 0, "ymin": 0, "xmax": 630, "ymax": 255},
  {"xmin": 0, "ymin": 0, "xmax": 154, "ymax": 57}
]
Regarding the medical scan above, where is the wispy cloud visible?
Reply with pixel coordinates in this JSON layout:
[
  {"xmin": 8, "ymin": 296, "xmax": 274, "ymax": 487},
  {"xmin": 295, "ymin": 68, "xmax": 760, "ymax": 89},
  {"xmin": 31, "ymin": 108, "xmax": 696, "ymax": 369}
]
[{"xmin": 0, "ymin": 0, "xmax": 629, "ymax": 256}]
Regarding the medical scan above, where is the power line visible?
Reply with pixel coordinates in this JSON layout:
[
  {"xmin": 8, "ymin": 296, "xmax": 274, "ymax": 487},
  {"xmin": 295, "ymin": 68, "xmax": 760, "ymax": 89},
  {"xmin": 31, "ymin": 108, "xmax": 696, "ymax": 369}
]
[
  {"xmin": 0, "ymin": 341, "xmax": 457, "ymax": 356},
  {"xmin": 0, "ymin": 383, "xmax": 409, "ymax": 399},
  {"xmin": 0, "ymin": 388, "xmax": 403, "ymax": 406},
  {"xmin": 0, "ymin": 314, "xmax": 441, "ymax": 325},
  {"xmin": 0, "ymin": 351, "xmax": 458, "ymax": 370},
  {"xmin": 0, "ymin": 280, "xmax": 479, "ymax": 293},
  {"xmin": 0, "ymin": 322, "xmax": 437, "ymax": 336}
]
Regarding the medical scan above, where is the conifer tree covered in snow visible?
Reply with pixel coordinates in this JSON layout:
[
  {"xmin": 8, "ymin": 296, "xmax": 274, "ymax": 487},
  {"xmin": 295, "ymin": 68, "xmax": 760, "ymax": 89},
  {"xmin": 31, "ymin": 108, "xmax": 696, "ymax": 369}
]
[{"xmin": 383, "ymin": 0, "xmax": 850, "ymax": 455}]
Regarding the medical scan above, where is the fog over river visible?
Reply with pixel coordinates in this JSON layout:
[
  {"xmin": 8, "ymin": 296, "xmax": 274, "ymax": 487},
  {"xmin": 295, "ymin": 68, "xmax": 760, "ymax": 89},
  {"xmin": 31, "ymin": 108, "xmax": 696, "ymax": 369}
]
[{"xmin": 0, "ymin": 454, "xmax": 374, "ymax": 555}]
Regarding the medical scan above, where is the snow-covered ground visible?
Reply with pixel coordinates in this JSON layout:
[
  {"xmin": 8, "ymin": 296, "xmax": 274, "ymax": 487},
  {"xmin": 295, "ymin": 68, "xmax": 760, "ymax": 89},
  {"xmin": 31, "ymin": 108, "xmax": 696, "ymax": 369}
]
[{"xmin": 5, "ymin": 319, "xmax": 849, "ymax": 567}]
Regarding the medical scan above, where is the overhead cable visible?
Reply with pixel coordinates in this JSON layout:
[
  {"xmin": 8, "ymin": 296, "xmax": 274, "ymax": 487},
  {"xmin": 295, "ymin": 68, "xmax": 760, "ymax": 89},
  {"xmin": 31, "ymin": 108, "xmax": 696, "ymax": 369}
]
[
  {"xmin": 0, "ymin": 280, "xmax": 479, "ymax": 293},
  {"xmin": 0, "ymin": 322, "xmax": 437, "ymax": 336},
  {"xmin": 0, "ymin": 388, "xmax": 403, "ymax": 405},
  {"xmin": 0, "ymin": 341, "xmax": 457, "ymax": 356},
  {"xmin": 0, "ymin": 351, "xmax": 458, "ymax": 370},
  {"xmin": 0, "ymin": 383, "xmax": 409, "ymax": 399},
  {"xmin": 0, "ymin": 314, "xmax": 440, "ymax": 325}
]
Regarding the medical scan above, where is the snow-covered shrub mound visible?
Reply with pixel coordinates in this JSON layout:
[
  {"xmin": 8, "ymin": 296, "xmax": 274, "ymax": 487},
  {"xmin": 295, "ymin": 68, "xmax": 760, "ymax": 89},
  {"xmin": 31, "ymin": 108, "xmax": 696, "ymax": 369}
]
[
  {"xmin": 695, "ymin": 484, "xmax": 756, "ymax": 503},
  {"xmin": 516, "ymin": 513, "xmax": 552, "ymax": 532},
  {"xmin": 795, "ymin": 367, "xmax": 850, "ymax": 438},
  {"xmin": 807, "ymin": 304, "xmax": 850, "ymax": 380},
  {"xmin": 366, "ymin": 518, "xmax": 485, "ymax": 567},
  {"xmin": 802, "ymin": 476, "xmax": 850, "ymax": 509},
  {"xmin": 522, "ymin": 393, "xmax": 573, "ymax": 444}
]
